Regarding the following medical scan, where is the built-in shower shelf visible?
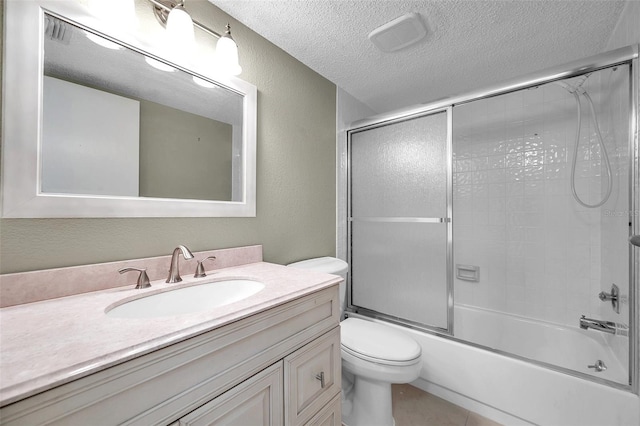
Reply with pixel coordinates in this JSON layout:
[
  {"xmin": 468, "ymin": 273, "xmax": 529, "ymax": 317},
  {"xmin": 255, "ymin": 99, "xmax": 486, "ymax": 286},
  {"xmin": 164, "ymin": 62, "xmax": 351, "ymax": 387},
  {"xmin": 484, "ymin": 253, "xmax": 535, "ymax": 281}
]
[{"xmin": 456, "ymin": 264, "xmax": 480, "ymax": 282}]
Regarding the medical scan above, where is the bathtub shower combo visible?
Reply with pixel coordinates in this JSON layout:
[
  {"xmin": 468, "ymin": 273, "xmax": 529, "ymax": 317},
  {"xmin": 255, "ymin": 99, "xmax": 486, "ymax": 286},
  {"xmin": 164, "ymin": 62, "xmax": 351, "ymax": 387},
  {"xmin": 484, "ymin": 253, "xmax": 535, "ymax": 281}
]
[{"xmin": 345, "ymin": 45, "xmax": 639, "ymax": 418}]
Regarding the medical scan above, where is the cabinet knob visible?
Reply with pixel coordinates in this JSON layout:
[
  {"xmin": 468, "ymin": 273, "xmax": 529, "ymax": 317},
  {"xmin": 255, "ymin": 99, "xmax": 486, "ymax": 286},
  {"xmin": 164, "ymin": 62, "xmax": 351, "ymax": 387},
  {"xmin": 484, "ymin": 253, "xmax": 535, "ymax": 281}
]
[{"xmin": 315, "ymin": 371, "xmax": 325, "ymax": 388}]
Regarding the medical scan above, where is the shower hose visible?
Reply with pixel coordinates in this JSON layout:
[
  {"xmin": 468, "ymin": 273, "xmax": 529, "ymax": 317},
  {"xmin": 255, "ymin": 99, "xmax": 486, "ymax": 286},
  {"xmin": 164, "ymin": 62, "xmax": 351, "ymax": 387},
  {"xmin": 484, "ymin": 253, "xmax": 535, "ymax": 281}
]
[{"xmin": 567, "ymin": 87, "xmax": 613, "ymax": 208}]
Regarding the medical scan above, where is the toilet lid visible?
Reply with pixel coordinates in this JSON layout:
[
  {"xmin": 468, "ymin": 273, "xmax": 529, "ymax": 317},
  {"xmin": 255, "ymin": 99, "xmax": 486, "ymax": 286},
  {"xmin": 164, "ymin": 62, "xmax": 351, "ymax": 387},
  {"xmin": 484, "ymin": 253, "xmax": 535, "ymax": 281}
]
[{"xmin": 340, "ymin": 318, "xmax": 421, "ymax": 363}]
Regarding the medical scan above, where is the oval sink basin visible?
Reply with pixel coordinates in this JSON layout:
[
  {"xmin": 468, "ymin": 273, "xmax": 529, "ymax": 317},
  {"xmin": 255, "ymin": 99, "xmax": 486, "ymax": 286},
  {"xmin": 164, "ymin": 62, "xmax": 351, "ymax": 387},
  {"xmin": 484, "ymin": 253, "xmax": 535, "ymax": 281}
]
[{"xmin": 106, "ymin": 279, "xmax": 265, "ymax": 318}]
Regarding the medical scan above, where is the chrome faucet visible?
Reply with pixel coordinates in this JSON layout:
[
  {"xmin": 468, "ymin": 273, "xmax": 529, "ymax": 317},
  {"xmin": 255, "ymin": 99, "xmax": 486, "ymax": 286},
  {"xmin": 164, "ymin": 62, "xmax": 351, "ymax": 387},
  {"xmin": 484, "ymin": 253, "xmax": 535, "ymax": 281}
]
[
  {"xmin": 579, "ymin": 315, "xmax": 619, "ymax": 335},
  {"xmin": 166, "ymin": 245, "xmax": 194, "ymax": 283}
]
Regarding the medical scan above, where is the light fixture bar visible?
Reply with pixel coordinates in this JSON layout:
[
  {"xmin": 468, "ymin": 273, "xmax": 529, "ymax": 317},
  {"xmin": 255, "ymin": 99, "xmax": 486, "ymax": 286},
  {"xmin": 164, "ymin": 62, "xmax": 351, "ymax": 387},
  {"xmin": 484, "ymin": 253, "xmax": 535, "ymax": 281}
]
[{"xmin": 148, "ymin": 0, "xmax": 222, "ymax": 38}]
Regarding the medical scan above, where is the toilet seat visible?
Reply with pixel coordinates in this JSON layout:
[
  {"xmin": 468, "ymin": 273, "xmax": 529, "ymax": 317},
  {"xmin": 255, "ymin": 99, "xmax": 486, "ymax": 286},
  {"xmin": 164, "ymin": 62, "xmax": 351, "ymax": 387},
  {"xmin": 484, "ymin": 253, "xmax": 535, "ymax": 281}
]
[
  {"xmin": 341, "ymin": 345, "xmax": 420, "ymax": 367},
  {"xmin": 341, "ymin": 318, "xmax": 421, "ymax": 366}
]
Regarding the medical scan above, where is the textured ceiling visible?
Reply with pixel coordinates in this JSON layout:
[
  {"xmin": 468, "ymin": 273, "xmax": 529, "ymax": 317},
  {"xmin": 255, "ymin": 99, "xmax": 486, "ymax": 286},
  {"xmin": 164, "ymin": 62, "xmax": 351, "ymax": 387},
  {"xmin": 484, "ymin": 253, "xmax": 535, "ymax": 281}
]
[{"xmin": 210, "ymin": 0, "xmax": 626, "ymax": 114}]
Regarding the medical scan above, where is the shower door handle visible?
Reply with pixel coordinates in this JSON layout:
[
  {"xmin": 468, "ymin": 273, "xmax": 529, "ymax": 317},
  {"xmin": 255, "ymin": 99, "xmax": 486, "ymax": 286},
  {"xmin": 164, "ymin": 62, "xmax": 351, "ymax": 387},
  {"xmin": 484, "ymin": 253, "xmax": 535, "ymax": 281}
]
[{"xmin": 630, "ymin": 235, "xmax": 640, "ymax": 247}]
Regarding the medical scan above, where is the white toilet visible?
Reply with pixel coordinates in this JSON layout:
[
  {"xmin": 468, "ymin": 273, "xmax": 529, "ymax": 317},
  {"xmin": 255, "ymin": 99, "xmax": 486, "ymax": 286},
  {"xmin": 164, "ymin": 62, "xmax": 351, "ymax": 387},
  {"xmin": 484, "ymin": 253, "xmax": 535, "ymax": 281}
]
[{"xmin": 288, "ymin": 257, "xmax": 422, "ymax": 426}]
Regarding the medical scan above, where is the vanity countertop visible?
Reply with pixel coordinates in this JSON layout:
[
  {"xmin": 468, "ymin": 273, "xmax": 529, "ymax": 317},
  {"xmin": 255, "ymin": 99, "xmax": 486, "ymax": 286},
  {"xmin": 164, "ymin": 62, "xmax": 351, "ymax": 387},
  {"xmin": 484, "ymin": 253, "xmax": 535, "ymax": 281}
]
[{"xmin": 0, "ymin": 262, "xmax": 341, "ymax": 407}]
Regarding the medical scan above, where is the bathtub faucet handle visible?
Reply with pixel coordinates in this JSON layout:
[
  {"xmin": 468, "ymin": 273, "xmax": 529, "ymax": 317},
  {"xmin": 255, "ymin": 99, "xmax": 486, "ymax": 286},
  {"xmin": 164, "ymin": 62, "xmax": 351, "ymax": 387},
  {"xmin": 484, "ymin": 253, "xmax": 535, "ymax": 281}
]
[{"xmin": 598, "ymin": 283, "xmax": 619, "ymax": 314}]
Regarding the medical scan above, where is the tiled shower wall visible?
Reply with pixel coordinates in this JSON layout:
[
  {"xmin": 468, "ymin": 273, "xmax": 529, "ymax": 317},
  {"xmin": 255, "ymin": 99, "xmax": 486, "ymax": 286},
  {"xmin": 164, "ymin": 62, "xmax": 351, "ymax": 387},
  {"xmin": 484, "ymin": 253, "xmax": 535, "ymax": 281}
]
[
  {"xmin": 603, "ymin": 0, "xmax": 640, "ymax": 369},
  {"xmin": 453, "ymin": 65, "xmax": 630, "ymax": 329}
]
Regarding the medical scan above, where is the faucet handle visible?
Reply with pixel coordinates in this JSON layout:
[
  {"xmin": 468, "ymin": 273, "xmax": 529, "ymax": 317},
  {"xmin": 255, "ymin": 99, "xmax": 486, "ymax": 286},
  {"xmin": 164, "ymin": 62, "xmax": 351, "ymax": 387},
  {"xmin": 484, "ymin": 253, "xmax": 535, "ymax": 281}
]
[
  {"xmin": 194, "ymin": 256, "xmax": 217, "ymax": 278},
  {"xmin": 119, "ymin": 267, "xmax": 151, "ymax": 289},
  {"xmin": 598, "ymin": 283, "xmax": 620, "ymax": 314}
]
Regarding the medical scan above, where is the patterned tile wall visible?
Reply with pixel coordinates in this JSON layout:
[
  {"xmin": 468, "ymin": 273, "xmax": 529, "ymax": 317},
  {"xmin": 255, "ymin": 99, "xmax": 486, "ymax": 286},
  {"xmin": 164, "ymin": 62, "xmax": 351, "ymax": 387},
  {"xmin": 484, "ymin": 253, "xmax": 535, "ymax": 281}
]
[
  {"xmin": 602, "ymin": 0, "xmax": 640, "ymax": 370},
  {"xmin": 452, "ymin": 66, "xmax": 630, "ymax": 328}
]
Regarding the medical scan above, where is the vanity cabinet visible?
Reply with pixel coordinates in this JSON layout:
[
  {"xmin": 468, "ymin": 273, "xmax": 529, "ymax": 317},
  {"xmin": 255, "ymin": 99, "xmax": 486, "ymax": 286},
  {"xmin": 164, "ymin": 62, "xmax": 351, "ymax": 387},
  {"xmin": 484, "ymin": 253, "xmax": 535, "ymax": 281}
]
[
  {"xmin": 171, "ymin": 326, "xmax": 341, "ymax": 426},
  {"xmin": 171, "ymin": 361, "xmax": 284, "ymax": 426},
  {"xmin": 0, "ymin": 286, "xmax": 341, "ymax": 426},
  {"xmin": 284, "ymin": 329, "xmax": 341, "ymax": 425},
  {"xmin": 305, "ymin": 394, "xmax": 341, "ymax": 426}
]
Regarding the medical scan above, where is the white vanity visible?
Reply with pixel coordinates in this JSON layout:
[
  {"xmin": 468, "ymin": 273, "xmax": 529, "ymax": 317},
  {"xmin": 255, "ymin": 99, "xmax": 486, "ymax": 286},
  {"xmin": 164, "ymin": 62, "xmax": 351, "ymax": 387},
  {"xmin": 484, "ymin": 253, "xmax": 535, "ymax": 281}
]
[{"xmin": 0, "ymin": 247, "xmax": 342, "ymax": 425}]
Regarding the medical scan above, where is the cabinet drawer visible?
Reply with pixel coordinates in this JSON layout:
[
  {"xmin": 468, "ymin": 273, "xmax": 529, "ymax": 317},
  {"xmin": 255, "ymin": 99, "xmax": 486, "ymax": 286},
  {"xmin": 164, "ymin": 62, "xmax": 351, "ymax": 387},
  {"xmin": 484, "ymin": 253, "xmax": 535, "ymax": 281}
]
[
  {"xmin": 173, "ymin": 361, "xmax": 283, "ymax": 426},
  {"xmin": 284, "ymin": 327, "xmax": 341, "ymax": 425},
  {"xmin": 305, "ymin": 393, "xmax": 341, "ymax": 426}
]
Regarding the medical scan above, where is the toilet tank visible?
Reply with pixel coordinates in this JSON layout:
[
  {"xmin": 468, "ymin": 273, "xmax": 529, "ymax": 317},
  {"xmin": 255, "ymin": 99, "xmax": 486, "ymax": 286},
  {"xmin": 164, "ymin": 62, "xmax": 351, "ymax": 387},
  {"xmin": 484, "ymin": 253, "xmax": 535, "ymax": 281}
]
[{"xmin": 287, "ymin": 257, "xmax": 348, "ymax": 314}]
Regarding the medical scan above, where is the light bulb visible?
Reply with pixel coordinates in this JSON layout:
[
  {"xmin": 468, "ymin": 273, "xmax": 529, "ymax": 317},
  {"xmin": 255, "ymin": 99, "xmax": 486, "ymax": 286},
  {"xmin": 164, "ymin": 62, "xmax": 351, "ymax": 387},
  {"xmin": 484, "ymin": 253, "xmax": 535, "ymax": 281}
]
[
  {"xmin": 166, "ymin": 3, "xmax": 195, "ymax": 63},
  {"xmin": 215, "ymin": 25, "xmax": 242, "ymax": 76}
]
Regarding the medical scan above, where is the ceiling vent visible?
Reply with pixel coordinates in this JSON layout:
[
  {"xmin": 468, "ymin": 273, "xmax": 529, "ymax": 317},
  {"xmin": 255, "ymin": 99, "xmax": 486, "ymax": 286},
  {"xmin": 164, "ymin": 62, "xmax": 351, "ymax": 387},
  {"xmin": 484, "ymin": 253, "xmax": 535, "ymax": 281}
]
[
  {"xmin": 44, "ymin": 16, "xmax": 71, "ymax": 44},
  {"xmin": 368, "ymin": 12, "xmax": 427, "ymax": 52}
]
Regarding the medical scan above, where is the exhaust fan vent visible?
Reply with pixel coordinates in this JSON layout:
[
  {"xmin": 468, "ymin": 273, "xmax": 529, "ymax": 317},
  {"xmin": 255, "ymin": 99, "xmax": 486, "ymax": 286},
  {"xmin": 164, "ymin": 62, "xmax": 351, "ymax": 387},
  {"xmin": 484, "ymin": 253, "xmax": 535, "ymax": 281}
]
[
  {"xmin": 44, "ymin": 16, "xmax": 71, "ymax": 44},
  {"xmin": 368, "ymin": 12, "xmax": 427, "ymax": 52}
]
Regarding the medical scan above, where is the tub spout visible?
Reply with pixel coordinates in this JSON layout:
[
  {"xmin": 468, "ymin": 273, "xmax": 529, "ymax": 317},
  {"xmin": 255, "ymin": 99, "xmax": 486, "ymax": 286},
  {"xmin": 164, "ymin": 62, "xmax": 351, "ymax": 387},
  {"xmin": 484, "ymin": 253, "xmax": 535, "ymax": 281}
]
[{"xmin": 579, "ymin": 315, "xmax": 617, "ymax": 334}]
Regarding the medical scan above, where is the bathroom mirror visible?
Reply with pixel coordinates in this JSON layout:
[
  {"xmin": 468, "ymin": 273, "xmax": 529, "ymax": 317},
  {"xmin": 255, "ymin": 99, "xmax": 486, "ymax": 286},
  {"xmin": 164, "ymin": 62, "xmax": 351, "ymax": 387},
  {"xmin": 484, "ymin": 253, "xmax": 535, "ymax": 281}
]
[{"xmin": 2, "ymin": 0, "xmax": 257, "ymax": 217}]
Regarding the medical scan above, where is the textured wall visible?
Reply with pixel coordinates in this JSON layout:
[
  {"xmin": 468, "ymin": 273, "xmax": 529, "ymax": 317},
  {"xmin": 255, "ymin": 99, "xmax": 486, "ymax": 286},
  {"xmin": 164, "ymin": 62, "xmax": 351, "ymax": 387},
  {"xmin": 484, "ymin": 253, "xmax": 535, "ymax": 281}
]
[
  {"xmin": 0, "ymin": 0, "xmax": 337, "ymax": 273},
  {"xmin": 138, "ymin": 100, "xmax": 233, "ymax": 201},
  {"xmin": 605, "ymin": 0, "xmax": 640, "ymax": 52}
]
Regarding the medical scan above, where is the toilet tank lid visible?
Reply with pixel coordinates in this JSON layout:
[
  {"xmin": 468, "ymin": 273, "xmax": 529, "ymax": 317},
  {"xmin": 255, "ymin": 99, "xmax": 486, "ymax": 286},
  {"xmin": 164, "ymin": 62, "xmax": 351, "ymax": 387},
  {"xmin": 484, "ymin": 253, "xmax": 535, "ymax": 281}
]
[{"xmin": 287, "ymin": 257, "xmax": 348, "ymax": 275}]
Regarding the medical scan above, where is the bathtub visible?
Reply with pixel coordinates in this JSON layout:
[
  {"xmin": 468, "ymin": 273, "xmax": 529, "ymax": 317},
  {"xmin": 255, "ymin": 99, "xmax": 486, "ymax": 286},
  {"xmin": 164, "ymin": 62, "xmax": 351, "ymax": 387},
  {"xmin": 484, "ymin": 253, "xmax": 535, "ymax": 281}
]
[
  {"xmin": 347, "ymin": 311, "xmax": 640, "ymax": 426},
  {"xmin": 453, "ymin": 304, "xmax": 628, "ymax": 385}
]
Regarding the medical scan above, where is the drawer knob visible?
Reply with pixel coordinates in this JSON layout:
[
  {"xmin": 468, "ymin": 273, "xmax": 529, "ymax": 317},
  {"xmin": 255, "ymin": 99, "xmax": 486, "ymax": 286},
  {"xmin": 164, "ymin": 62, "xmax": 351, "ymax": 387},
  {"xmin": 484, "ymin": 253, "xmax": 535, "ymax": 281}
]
[{"xmin": 315, "ymin": 372, "xmax": 325, "ymax": 388}]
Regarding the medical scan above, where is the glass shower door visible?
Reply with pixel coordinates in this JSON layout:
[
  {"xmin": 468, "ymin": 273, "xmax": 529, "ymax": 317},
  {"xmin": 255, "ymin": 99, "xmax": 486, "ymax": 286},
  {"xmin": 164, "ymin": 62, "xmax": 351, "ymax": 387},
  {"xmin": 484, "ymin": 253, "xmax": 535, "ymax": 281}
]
[{"xmin": 348, "ymin": 110, "xmax": 451, "ymax": 331}]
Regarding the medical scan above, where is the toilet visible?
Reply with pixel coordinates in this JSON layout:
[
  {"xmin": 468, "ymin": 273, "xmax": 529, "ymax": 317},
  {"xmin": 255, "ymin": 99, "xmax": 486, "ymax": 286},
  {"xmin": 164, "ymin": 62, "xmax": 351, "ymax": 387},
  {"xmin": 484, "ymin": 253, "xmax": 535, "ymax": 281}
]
[{"xmin": 287, "ymin": 257, "xmax": 422, "ymax": 426}]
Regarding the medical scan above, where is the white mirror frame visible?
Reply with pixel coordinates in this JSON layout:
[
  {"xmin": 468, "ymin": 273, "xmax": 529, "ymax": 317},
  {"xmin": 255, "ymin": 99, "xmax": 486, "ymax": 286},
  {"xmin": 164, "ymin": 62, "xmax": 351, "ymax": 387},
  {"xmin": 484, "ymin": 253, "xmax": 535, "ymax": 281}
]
[{"xmin": 1, "ymin": 0, "xmax": 257, "ymax": 218}]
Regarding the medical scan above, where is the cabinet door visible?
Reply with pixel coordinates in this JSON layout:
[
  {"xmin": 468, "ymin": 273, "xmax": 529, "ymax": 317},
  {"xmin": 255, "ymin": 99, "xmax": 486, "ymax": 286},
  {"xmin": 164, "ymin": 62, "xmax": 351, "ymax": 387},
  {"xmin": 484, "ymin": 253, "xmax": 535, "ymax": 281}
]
[
  {"xmin": 174, "ymin": 362, "xmax": 283, "ymax": 426},
  {"xmin": 284, "ymin": 327, "xmax": 341, "ymax": 425},
  {"xmin": 305, "ymin": 393, "xmax": 341, "ymax": 426}
]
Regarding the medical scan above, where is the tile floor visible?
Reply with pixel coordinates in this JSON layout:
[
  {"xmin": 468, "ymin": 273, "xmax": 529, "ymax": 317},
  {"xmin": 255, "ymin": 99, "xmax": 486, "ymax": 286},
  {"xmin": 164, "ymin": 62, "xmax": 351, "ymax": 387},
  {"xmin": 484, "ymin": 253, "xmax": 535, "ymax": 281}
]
[{"xmin": 392, "ymin": 384, "xmax": 503, "ymax": 426}]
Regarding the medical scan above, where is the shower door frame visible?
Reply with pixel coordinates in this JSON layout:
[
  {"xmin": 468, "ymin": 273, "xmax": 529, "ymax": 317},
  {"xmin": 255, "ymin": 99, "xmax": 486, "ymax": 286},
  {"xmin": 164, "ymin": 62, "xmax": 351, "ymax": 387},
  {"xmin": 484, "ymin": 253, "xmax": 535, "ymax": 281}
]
[
  {"xmin": 345, "ymin": 44, "xmax": 639, "ymax": 393},
  {"xmin": 346, "ymin": 107, "xmax": 454, "ymax": 334}
]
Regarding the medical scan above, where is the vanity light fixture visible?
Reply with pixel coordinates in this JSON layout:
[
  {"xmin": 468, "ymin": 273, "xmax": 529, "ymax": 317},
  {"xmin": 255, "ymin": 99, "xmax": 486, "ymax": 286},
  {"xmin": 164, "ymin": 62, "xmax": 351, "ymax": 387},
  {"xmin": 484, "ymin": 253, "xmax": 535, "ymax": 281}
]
[
  {"xmin": 215, "ymin": 24, "xmax": 242, "ymax": 76},
  {"xmin": 165, "ymin": 0, "xmax": 195, "ymax": 59},
  {"xmin": 148, "ymin": 0, "xmax": 243, "ymax": 76}
]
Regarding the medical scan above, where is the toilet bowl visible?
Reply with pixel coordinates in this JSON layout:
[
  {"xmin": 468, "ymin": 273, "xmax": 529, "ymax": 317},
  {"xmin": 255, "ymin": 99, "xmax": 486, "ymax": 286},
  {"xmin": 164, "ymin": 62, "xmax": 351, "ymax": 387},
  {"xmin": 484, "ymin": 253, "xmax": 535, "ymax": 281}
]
[
  {"xmin": 287, "ymin": 257, "xmax": 423, "ymax": 426},
  {"xmin": 340, "ymin": 317, "xmax": 422, "ymax": 426}
]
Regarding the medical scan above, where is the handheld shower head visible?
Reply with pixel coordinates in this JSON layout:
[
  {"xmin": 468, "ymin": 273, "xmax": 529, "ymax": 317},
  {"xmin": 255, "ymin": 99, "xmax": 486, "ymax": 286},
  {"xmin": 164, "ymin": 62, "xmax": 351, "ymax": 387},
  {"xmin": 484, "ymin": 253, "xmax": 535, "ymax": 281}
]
[{"xmin": 556, "ymin": 71, "xmax": 613, "ymax": 209}]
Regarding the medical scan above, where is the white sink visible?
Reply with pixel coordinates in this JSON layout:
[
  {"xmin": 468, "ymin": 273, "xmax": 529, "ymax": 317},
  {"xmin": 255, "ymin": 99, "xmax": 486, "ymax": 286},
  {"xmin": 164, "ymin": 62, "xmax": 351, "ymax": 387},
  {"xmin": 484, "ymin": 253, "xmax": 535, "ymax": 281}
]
[{"xmin": 106, "ymin": 279, "xmax": 265, "ymax": 318}]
